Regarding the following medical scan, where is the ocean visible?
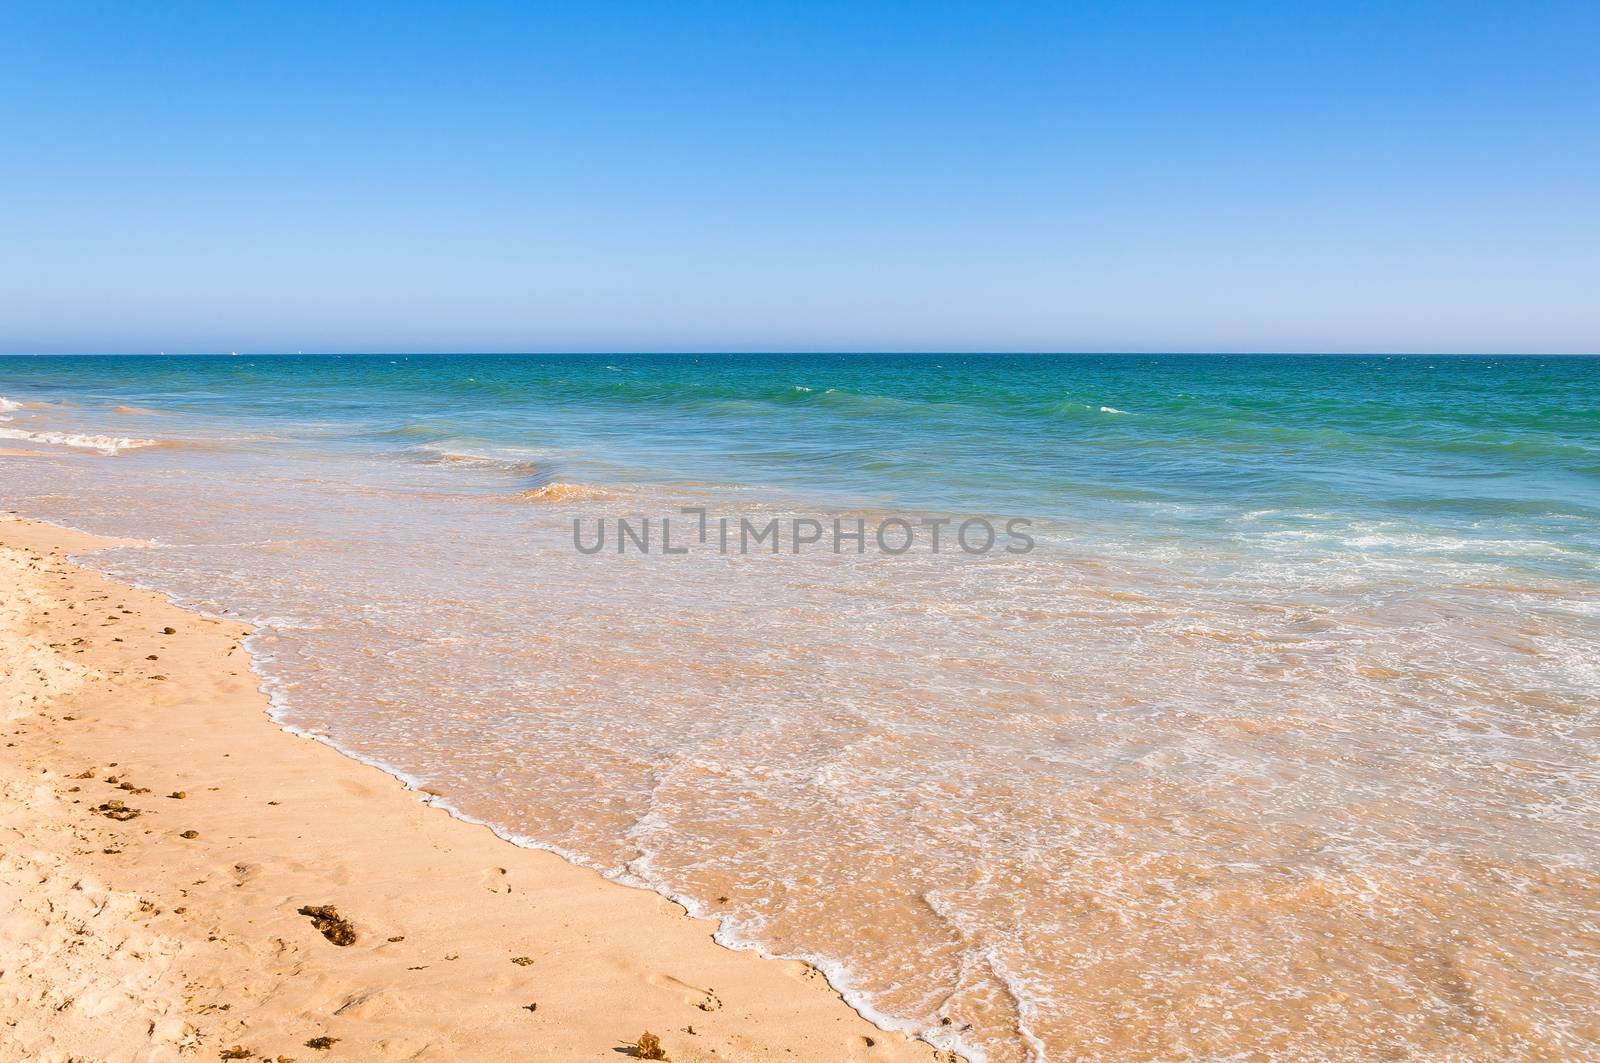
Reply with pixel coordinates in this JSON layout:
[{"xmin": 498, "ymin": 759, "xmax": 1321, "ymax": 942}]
[{"xmin": 3, "ymin": 352, "xmax": 1598, "ymax": 1061}]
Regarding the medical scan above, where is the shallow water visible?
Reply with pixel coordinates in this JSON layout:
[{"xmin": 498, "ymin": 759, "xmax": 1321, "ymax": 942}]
[{"xmin": 3, "ymin": 353, "xmax": 1599, "ymax": 1060}]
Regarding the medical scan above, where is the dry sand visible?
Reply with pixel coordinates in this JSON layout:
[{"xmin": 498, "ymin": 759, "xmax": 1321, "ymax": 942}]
[{"xmin": 0, "ymin": 515, "xmax": 957, "ymax": 1063}]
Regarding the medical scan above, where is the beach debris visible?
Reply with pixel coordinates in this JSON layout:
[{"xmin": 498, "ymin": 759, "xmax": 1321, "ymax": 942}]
[
  {"xmin": 161, "ymin": 626, "xmax": 177, "ymax": 634},
  {"xmin": 304, "ymin": 1036, "xmax": 339, "ymax": 1050},
  {"xmin": 147, "ymin": 654, "xmax": 159, "ymax": 660},
  {"xmin": 510, "ymin": 955, "xmax": 534, "ymax": 966},
  {"xmin": 149, "ymin": 674, "xmax": 168, "ymax": 681},
  {"xmin": 74, "ymin": 769, "xmax": 95, "ymax": 779},
  {"xmin": 180, "ymin": 830, "xmax": 199, "ymax": 839},
  {"xmin": 297, "ymin": 904, "xmax": 357, "ymax": 946},
  {"xmin": 169, "ymin": 790, "xmax": 187, "ymax": 799},
  {"xmin": 632, "ymin": 1031, "xmax": 669, "ymax": 1060},
  {"xmin": 522, "ymin": 1002, "xmax": 538, "ymax": 1012},
  {"xmin": 219, "ymin": 1047, "xmax": 252, "ymax": 1060},
  {"xmin": 386, "ymin": 934, "xmax": 405, "ymax": 942},
  {"xmin": 95, "ymin": 800, "xmax": 140, "ymax": 821}
]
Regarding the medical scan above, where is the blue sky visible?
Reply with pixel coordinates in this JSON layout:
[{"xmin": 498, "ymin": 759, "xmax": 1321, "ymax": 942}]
[{"xmin": 2, "ymin": 1, "xmax": 1596, "ymax": 353}]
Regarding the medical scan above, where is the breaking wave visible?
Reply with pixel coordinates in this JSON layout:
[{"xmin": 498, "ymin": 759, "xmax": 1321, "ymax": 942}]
[{"xmin": 0, "ymin": 427, "xmax": 160, "ymax": 455}]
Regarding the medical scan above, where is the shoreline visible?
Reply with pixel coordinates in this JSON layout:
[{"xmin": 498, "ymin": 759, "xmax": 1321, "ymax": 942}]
[{"xmin": 0, "ymin": 513, "xmax": 959, "ymax": 1062}]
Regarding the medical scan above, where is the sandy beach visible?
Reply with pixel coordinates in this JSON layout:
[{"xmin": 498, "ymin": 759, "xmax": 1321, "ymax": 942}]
[{"xmin": 0, "ymin": 512, "xmax": 957, "ymax": 1063}]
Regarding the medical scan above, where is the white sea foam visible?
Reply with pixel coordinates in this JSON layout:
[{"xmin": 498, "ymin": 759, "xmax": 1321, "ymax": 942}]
[{"xmin": 0, "ymin": 427, "xmax": 159, "ymax": 455}]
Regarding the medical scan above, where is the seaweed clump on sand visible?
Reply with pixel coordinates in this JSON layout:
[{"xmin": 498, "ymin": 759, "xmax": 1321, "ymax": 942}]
[
  {"xmin": 96, "ymin": 800, "xmax": 140, "ymax": 821},
  {"xmin": 305, "ymin": 1036, "xmax": 340, "ymax": 1050},
  {"xmin": 297, "ymin": 904, "xmax": 357, "ymax": 946},
  {"xmin": 219, "ymin": 1047, "xmax": 252, "ymax": 1060},
  {"xmin": 633, "ymin": 1031, "xmax": 669, "ymax": 1060}
]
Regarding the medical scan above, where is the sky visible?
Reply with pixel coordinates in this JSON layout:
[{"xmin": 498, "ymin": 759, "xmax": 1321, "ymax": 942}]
[{"xmin": 2, "ymin": 1, "xmax": 1597, "ymax": 354}]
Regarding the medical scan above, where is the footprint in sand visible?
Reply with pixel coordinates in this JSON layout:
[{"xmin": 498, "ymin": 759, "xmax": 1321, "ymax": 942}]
[
  {"xmin": 781, "ymin": 959, "xmax": 826, "ymax": 988},
  {"xmin": 373, "ymin": 1036, "xmax": 432, "ymax": 1058},
  {"xmin": 646, "ymin": 972, "xmax": 721, "ymax": 1012}
]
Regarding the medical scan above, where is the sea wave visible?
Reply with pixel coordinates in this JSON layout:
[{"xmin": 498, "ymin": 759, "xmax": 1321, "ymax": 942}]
[
  {"xmin": 407, "ymin": 440, "xmax": 550, "ymax": 475},
  {"xmin": 813, "ymin": 388, "xmax": 921, "ymax": 413},
  {"xmin": 515, "ymin": 481, "xmax": 616, "ymax": 503},
  {"xmin": 0, "ymin": 427, "xmax": 160, "ymax": 455},
  {"xmin": 1046, "ymin": 400, "xmax": 1134, "ymax": 417}
]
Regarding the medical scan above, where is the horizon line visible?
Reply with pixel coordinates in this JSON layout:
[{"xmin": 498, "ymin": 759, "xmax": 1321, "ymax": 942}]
[{"xmin": 3, "ymin": 350, "xmax": 1599, "ymax": 359}]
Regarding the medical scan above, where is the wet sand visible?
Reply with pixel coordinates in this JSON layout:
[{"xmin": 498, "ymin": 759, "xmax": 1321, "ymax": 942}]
[{"xmin": 0, "ymin": 514, "xmax": 956, "ymax": 1063}]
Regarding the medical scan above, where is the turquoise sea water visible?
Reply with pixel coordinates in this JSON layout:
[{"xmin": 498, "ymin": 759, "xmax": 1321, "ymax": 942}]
[
  {"xmin": 4, "ymin": 353, "xmax": 1599, "ymax": 1061},
  {"xmin": 3, "ymin": 353, "xmax": 1598, "ymax": 547}
]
